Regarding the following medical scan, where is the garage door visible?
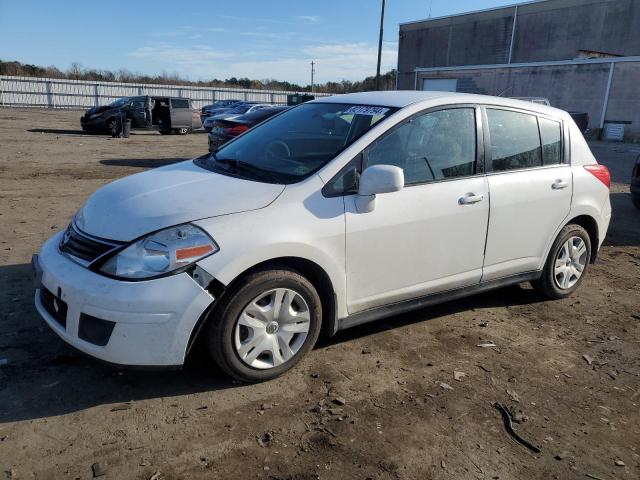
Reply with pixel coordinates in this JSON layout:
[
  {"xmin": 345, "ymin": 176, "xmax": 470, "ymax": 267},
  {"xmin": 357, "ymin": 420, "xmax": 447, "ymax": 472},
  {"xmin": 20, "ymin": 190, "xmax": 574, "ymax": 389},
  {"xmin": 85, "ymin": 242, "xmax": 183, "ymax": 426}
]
[{"xmin": 423, "ymin": 78, "xmax": 458, "ymax": 92}]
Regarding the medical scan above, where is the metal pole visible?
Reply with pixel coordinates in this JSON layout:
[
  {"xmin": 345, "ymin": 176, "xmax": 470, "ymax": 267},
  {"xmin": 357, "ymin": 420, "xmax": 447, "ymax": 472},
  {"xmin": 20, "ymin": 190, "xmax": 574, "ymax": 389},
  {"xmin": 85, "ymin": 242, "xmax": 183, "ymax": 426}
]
[
  {"xmin": 600, "ymin": 62, "xmax": 615, "ymax": 129},
  {"xmin": 310, "ymin": 61, "xmax": 315, "ymax": 92},
  {"xmin": 508, "ymin": 5, "xmax": 518, "ymax": 64},
  {"xmin": 376, "ymin": 0, "xmax": 386, "ymax": 90}
]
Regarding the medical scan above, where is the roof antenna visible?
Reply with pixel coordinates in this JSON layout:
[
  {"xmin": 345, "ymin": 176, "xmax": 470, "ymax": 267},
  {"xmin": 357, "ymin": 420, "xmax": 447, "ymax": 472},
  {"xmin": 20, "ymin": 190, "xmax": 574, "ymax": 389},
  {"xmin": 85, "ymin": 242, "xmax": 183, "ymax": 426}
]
[{"xmin": 428, "ymin": 0, "xmax": 433, "ymax": 18}]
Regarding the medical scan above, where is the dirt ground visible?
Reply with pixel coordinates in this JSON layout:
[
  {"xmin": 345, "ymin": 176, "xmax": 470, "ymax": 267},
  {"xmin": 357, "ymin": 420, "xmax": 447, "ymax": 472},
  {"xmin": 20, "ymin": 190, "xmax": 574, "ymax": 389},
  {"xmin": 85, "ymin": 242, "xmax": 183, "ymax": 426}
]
[{"xmin": 0, "ymin": 108, "xmax": 639, "ymax": 480}]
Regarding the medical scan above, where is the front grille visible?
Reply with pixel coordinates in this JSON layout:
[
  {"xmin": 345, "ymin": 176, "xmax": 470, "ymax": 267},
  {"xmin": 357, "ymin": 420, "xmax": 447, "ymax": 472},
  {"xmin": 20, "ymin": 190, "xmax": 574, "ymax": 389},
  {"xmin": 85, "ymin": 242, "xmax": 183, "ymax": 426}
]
[
  {"xmin": 40, "ymin": 287, "xmax": 68, "ymax": 328},
  {"xmin": 59, "ymin": 224, "xmax": 121, "ymax": 263}
]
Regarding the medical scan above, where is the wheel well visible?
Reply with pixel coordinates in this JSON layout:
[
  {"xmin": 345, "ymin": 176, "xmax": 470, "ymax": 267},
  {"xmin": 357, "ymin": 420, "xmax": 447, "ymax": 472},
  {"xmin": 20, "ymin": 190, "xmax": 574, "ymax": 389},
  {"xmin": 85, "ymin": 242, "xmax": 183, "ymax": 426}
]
[
  {"xmin": 566, "ymin": 215, "xmax": 599, "ymax": 263},
  {"xmin": 238, "ymin": 257, "xmax": 338, "ymax": 339},
  {"xmin": 186, "ymin": 257, "xmax": 338, "ymax": 357}
]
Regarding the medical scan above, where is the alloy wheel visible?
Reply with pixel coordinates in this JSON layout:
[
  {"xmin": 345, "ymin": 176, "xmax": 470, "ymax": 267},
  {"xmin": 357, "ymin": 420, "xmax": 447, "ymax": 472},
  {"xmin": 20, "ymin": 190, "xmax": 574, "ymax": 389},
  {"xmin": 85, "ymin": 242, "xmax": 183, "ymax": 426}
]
[
  {"xmin": 554, "ymin": 236, "xmax": 588, "ymax": 289},
  {"xmin": 234, "ymin": 288, "xmax": 311, "ymax": 369}
]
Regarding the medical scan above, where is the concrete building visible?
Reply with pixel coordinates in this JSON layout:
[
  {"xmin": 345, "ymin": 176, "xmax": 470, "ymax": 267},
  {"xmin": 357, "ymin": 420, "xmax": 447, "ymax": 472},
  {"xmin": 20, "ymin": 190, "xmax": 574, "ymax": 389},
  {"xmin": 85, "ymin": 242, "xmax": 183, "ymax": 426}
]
[{"xmin": 397, "ymin": 0, "xmax": 640, "ymax": 140}]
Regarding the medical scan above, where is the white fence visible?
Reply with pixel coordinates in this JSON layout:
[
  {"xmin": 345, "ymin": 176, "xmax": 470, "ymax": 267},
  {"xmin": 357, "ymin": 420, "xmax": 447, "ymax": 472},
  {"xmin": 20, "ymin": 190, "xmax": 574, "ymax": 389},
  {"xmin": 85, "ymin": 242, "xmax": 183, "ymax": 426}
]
[{"xmin": 0, "ymin": 75, "xmax": 328, "ymax": 110}]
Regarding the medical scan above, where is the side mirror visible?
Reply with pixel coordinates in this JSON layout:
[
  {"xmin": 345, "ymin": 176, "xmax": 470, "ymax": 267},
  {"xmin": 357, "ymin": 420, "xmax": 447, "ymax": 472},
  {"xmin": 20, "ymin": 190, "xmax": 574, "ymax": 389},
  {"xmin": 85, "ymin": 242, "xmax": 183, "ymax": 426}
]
[{"xmin": 355, "ymin": 164, "xmax": 404, "ymax": 213}]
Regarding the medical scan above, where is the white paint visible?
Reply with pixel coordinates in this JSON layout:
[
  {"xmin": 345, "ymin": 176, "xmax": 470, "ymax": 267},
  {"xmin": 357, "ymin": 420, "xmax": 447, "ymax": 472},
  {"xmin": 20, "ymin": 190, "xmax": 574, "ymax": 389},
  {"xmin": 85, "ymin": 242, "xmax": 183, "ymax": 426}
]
[{"xmin": 34, "ymin": 91, "xmax": 612, "ymax": 368}]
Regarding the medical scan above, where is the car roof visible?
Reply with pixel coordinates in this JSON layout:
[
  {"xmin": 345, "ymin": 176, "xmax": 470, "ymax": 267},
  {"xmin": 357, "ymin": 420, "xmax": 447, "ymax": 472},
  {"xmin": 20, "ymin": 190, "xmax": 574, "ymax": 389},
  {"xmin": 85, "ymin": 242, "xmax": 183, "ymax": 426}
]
[{"xmin": 312, "ymin": 90, "xmax": 567, "ymax": 117}]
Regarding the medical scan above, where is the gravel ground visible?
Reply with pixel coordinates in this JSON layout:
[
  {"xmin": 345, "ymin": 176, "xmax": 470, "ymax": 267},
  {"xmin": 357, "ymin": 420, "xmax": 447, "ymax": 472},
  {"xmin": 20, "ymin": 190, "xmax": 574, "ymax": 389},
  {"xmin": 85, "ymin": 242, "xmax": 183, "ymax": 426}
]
[{"xmin": 0, "ymin": 108, "xmax": 639, "ymax": 480}]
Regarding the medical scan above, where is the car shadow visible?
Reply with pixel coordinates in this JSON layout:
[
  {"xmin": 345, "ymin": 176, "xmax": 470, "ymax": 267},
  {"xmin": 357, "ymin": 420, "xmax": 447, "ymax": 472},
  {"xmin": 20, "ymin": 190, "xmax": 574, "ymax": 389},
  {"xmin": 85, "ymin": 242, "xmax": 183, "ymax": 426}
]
[
  {"xmin": 28, "ymin": 128, "xmax": 96, "ymax": 137},
  {"xmin": 604, "ymin": 192, "xmax": 640, "ymax": 247},
  {"xmin": 99, "ymin": 158, "xmax": 192, "ymax": 169}
]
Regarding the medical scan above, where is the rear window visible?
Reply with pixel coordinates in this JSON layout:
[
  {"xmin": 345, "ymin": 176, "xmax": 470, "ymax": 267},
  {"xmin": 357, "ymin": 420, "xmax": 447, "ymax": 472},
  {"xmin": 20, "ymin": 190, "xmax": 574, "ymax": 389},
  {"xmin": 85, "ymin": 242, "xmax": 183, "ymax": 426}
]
[
  {"xmin": 487, "ymin": 109, "xmax": 542, "ymax": 171},
  {"xmin": 171, "ymin": 98, "xmax": 190, "ymax": 109},
  {"xmin": 539, "ymin": 117, "xmax": 563, "ymax": 165}
]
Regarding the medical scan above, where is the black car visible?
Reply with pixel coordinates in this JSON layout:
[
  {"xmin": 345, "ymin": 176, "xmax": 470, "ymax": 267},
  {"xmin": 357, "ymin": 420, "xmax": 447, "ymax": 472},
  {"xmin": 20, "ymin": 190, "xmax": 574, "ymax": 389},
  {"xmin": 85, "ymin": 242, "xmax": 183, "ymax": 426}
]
[
  {"xmin": 208, "ymin": 105, "xmax": 289, "ymax": 152},
  {"xmin": 632, "ymin": 153, "xmax": 640, "ymax": 210},
  {"xmin": 201, "ymin": 99, "xmax": 243, "ymax": 119},
  {"xmin": 81, "ymin": 95, "xmax": 202, "ymax": 134}
]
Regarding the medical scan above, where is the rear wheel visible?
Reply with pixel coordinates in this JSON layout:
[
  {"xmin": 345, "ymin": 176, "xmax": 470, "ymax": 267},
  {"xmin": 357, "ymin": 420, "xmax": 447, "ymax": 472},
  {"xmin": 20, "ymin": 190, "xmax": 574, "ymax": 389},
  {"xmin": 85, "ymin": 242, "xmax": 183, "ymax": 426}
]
[
  {"xmin": 532, "ymin": 224, "xmax": 591, "ymax": 299},
  {"xmin": 206, "ymin": 267, "xmax": 321, "ymax": 383},
  {"xmin": 175, "ymin": 127, "xmax": 189, "ymax": 135}
]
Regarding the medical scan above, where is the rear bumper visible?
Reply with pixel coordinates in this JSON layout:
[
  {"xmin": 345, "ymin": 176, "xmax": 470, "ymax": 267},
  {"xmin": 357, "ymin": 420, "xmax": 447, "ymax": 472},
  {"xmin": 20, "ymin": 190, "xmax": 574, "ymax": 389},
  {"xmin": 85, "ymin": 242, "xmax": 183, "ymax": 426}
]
[{"xmin": 33, "ymin": 232, "xmax": 214, "ymax": 366}]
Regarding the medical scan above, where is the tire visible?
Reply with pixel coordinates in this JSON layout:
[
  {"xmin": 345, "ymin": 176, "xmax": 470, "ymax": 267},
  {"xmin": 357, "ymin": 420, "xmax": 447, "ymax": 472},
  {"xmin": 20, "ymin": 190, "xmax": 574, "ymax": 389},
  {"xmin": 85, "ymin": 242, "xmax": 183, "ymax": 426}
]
[
  {"xmin": 105, "ymin": 117, "xmax": 117, "ymax": 133},
  {"xmin": 206, "ymin": 267, "xmax": 322, "ymax": 383},
  {"xmin": 632, "ymin": 195, "xmax": 640, "ymax": 210},
  {"xmin": 532, "ymin": 224, "xmax": 591, "ymax": 299},
  {"xmin": 159, "ymin": 129, "xmax": 172, "ymax": 135},
  {"xmin": 175, "ymin": 127, "xmax": 189, "ymax": 135}
]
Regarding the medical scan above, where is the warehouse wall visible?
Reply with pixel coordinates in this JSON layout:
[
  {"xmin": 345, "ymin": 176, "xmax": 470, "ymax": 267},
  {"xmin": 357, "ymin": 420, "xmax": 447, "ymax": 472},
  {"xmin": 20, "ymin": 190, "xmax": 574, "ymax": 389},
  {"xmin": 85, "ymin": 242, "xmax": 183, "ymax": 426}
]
[
  {"xmin": 398, "ymin": 0, "xmax": 640, "ymax": 89},
  {"xmin": 414, "ymin": 60, "xmax": 640, "ymax": 141}
]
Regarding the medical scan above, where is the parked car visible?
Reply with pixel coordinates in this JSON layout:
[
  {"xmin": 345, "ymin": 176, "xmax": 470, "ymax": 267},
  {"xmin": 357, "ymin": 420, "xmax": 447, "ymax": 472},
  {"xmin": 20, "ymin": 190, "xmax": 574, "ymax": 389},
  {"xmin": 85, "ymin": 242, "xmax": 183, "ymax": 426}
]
[
  {"xmin": 81, "ymin": 96, "xmax": 202, "ymax": 135},
  {"xmin": 201, "ymin": 99, "xmax": 242, "ymax": 119},
  {"xmin": 34, "ymin": 91, "xmax": 611, "ymax": 383},
  {"xmin": 511, "ymin": 97, "xmax": 589, "ymax": 133},
  {"xmin": 202, "ymin": 103, "xmax": 272, "ymax": 132},
  {"xmin": 208, "ymin": 106, "xmax": 289, "ymax": 151},
  {"xmin": 632, "ymin": 154, "xmax": 640, "ymax": 209}
]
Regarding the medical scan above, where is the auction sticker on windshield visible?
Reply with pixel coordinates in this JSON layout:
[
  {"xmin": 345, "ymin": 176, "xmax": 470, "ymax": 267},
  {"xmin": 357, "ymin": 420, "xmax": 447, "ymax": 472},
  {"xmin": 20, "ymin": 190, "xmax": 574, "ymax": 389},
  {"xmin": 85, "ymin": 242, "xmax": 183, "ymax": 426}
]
[{"xmin": 344, "ymin": 106, "xmax": 390, "ymax": 116}]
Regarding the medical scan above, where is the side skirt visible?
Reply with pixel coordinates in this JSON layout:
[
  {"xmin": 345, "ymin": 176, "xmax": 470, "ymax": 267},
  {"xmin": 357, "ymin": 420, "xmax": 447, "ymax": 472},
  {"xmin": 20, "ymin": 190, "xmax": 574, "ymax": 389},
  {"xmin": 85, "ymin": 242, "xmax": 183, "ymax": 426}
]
[{"xmin": 337, "ymin": 271, "xmax": 541, "ymax": 332}]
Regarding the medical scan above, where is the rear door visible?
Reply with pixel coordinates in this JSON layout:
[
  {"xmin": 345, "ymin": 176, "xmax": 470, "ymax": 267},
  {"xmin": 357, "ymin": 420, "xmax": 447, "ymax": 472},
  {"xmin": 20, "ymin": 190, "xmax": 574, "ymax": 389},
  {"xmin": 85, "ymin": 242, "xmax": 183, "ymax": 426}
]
[
  {"xmin": 169, "ymin": 98, "xmax": 192, "ymax": 128},
  {"xmin": 482, "ymin": 107, "xmax": 572, "ymax": 281}
]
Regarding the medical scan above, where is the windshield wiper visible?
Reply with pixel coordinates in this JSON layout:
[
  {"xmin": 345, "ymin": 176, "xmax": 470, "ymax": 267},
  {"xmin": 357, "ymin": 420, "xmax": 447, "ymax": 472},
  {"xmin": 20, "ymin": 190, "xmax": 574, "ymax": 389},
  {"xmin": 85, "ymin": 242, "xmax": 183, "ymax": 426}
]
[{"xmin": 214, "ymin": 157, "xmax": 280, "ymax": 183}]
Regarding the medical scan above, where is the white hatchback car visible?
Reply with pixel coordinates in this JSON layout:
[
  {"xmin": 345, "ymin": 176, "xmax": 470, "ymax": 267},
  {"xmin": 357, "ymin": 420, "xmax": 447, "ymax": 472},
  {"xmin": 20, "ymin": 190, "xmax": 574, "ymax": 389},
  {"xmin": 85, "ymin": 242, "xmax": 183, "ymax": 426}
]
[{"xmin": 33, "ymin": 91, "xmax": 611, "ymax": 382}]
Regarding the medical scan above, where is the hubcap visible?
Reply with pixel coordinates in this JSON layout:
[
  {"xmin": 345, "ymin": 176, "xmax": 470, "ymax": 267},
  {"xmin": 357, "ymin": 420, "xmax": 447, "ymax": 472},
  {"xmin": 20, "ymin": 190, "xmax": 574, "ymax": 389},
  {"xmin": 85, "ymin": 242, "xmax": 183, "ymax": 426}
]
[
  {"xmin": 554, "ymin": 236, "xmax": 588, "ymax": 290},
  {"xmin": 234, "ymin": 288, "xmax": 311, "ymax": 370}
]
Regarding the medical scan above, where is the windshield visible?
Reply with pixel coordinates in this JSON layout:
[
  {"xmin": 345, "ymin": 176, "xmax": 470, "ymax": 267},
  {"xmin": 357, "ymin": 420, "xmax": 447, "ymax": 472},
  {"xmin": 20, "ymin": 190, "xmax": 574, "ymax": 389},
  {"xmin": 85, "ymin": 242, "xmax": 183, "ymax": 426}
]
[
  {"xmin": 196, "ymin": 102, "xmax": 397, "ymax": 184},
  {"xmin": 109, "ymin": 97, "xmax": 131, "ymax": 108}
]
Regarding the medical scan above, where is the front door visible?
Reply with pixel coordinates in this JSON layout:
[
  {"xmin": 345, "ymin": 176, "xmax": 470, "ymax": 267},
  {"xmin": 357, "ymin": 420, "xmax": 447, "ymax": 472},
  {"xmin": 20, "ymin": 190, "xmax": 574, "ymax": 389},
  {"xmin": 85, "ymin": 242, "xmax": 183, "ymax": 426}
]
[
  {"xmin": 345, "ymin": 106, "xmax": 490, "ymax": 314},
  {"xmin": 481, "ymin": 107, "xmax": 572, "ymax": 281},
  {"xmin": 129, "ymin": 97, "xmax": 148, "ymax": 128}
]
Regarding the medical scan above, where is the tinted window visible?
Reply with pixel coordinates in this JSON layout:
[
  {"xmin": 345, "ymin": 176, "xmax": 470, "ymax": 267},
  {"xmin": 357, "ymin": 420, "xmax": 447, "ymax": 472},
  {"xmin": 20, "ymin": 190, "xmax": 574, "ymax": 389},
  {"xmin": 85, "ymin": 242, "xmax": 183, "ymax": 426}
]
[
  {"xmin": 487, "ymin": 109, "xmax": 542, "ymax": 171},
  {"xmin": 539, "ymin": 117, "xmax": 562, "ymax": 165},
  {"xmin": 366, "ymin": 108, "xmax": 477, "ymax": 185},
  {"xmin": 170, "ymin": 98, "xmax": 190, "ymax": 109}
]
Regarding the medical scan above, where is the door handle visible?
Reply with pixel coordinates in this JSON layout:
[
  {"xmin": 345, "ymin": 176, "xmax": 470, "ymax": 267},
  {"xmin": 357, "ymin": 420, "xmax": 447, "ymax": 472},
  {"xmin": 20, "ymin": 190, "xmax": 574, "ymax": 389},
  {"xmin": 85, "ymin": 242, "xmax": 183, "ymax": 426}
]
[
  {"xmin": 552, "ymin": 179, "xmax": 569, "ymax": 190},
  {"xmin": 459, "ymin": 193, "xmax": 484, "ymax": 205}
]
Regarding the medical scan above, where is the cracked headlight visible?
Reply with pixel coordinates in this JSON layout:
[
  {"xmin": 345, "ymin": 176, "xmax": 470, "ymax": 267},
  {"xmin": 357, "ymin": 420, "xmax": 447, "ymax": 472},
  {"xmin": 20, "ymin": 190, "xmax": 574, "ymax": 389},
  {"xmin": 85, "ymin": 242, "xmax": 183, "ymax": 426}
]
[{"xmin": 99, "ymin": 224, "xmax": 218, "ymax": 279}]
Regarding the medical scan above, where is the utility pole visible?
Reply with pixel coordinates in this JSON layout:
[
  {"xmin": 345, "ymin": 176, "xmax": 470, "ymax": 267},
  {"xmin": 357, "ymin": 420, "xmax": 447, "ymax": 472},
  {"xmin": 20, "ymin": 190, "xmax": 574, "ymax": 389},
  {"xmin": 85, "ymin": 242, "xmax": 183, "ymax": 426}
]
[
  {"xmin": 375, "ymin": 0, "xmax": 386, "ymax": 90},
  {"xmin": 310, "ymin": 61, "xmax": 315, "ymax": 92}
]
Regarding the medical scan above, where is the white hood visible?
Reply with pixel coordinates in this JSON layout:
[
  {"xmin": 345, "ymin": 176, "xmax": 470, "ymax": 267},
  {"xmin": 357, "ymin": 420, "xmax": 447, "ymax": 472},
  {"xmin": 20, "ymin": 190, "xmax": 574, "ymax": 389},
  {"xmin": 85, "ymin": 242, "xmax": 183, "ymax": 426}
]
[{"xmin": 76, "ymin": 160, "xmax": 285, "ymax": 241}]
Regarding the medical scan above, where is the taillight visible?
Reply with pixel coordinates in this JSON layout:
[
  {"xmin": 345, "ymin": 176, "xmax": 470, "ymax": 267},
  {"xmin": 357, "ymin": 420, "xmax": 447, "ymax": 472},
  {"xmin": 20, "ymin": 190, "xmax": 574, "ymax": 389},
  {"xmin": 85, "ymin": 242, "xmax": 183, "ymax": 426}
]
[
  {"xmin": 226, "ymin": 125, "xmax": 249, "ymax": 135},
  {"xmin": 584, "ymin": 164, "xmax": 610, "ymax": 189}
]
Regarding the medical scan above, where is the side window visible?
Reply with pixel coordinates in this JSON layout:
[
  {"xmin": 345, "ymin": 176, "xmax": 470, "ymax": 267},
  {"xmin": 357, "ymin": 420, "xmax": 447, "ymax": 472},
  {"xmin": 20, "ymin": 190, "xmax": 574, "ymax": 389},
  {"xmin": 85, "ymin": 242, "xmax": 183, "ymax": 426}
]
[
  {"xmin": 539, "ymin": 117, "xmax": 562, "ymax": 165},
  {"xmin": 366, "ymin": 108, "xmax": 477, "ymax": 185},
  {"xmin": 170, "ymin": 98, "xmax": 189, "ymax": 109},
  {"xmin": 486, "ymin": 109, "xmax": 542, "ymax": 171},
  {"xmin": 131, "ymin": 99, "xmax": 145, "ymax": 109}
]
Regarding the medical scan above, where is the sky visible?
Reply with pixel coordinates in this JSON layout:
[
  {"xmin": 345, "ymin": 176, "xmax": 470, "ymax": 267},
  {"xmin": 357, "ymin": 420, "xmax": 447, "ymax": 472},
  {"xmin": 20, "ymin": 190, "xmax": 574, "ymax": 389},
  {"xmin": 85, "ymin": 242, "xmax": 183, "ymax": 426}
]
[{"xmin": 0, "ymin": 0, "xmax": 521, "ymax": 85}]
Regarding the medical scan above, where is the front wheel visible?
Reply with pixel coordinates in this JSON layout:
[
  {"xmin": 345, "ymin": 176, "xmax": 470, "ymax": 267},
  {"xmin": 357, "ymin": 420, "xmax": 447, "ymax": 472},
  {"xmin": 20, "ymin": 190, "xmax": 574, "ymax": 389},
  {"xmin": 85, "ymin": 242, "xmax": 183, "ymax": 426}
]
[
  {"xmin": 206, "ymin": 268, "xmax": 322, "ymax": 382},
  {"xmin": 532, "ymin": 224, "xmax": 591, "ymax": 299},
  {"xmin": 175, "ymin": 127, "xmax": 189, "ymax": 135}
]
